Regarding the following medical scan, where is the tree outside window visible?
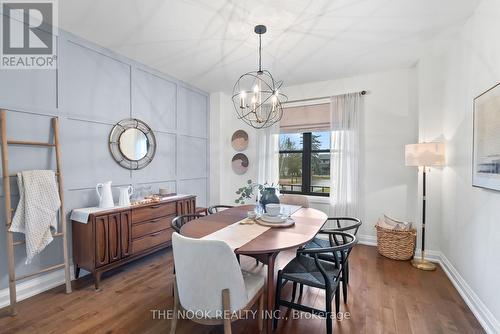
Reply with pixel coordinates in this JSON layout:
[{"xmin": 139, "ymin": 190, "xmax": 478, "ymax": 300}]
[{"xmin": 279, "ymin": 132, "xmax": 330, "ymax": 196}]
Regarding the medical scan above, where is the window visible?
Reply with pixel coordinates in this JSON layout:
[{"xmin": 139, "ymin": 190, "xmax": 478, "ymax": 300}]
[{"xmin": 279, "ymin": 131, "xmax": 331, "ymax": 196}]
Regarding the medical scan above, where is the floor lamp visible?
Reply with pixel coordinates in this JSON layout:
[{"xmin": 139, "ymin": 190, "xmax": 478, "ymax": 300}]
[{"xmin": 405, "ymin": 142, "xmax": 445, "ymax": 271}]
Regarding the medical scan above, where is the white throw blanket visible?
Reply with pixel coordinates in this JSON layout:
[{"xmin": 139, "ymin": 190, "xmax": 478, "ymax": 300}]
[{"xmin": 10, "ymin": 170, "xmax": 61, "ymax": 263}]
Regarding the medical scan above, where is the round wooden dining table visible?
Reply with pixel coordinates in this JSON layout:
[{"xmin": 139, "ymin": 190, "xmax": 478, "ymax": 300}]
[{"xmin": 181, "ymin": 205, "xmax": 328, "ymax": 333}]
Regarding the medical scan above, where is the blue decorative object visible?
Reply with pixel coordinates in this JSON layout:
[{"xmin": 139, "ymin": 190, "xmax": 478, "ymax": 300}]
[
  {"xmin": 235, "ymin": 180, "xmax": 280, "ymax": 213},
  {"xmin": 260, "ymin": 187, "xmax": 280, "ymax": 212}
]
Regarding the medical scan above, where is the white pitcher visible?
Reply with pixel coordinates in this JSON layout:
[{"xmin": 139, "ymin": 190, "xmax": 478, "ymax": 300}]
[
  {"xmin": 96, "ymin": 181, "xmax": 114, "ymax": 208},
  {"xmin": 118, "ymin": 186, "xmax": 133, "ymax": 206}
]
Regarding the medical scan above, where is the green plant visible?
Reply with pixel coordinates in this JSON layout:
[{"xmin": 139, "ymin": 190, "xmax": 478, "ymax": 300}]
[{"xmin": 235, "ymin": 180, "xmax": 278, "ymax": 205}]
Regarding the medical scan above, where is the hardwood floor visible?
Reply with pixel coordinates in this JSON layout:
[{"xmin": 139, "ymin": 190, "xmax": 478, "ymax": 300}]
[{"xmin": 0, "ymin": 245, "xmax": 484, "ymax": 334}]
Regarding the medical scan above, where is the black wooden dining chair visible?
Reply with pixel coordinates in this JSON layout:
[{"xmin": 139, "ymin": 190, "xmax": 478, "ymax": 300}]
[
  {"xmin": 299, "ymin": 217, "xmax": 362, "ymax": 303},
  {"xmin": 273, "ymin": 231, "xmax": 357, "ymax": 334},
  {"xmin": 207, "ymin": 205, "xmax": 234, "ymax": 214},
  {"xmin": 171, "ymin": 214, "xmax": 205, "ymax": 233}
]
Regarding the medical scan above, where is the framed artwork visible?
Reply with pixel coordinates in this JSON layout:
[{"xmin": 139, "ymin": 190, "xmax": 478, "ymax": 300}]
[{"xmin": 473, "ymin": 82, "xmax": 500, "ymax": 191}]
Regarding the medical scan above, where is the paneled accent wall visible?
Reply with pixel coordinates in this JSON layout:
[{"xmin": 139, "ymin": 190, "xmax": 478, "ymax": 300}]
[{"xmin": 0, "ymin": 31, "xmax": 209, "ymax": 289}]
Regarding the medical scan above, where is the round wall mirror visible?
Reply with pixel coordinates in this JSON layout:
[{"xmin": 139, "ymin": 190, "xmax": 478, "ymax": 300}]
[
  {"xmin": 109, "ymin": 118, "xmax": 156, "ymax": 170},
  {"xmin": 119, "ymin": 128, "xmax": 148, "ymax": 160}
]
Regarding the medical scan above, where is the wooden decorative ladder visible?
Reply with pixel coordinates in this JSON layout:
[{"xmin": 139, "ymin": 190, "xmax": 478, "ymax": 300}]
[{"xmin": 0, "ymin": 109, "xmax": 72, "ymax": 316}]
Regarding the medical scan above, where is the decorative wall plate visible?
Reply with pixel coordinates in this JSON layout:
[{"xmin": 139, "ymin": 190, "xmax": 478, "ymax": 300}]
[
  {"xmin": 231, "ymin": 130, "xmax": 249, "ymax": 151},
  {"xmin": 231, "ymin": 153, "xmax": 249, "ymax": 175}
]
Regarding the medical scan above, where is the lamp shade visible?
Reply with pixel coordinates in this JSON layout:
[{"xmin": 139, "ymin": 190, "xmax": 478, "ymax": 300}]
[{"xmin": 405, "ymin": 142, "xmax": 445, "ymax": 167}]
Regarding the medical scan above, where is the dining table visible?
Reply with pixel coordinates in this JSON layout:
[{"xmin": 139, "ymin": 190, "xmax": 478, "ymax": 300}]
[{"xmin": 180, "ymin": 204, "xmax": 328, "ymax": 334}]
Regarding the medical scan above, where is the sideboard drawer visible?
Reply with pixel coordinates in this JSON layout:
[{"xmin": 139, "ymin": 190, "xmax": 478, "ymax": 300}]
[
  {"xmin": 132, "ymin": 228, "xmax": 173, "ymax": 254},
  {"xmin": 132, "ymin": 202, "xmax": 176, "ymax": 223},
  {"xmin": 131, "ymin": 215, "xmax": 174, "ymax": 239}
]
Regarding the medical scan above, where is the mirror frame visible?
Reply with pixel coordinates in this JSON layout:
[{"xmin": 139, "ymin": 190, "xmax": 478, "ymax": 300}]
[{"xmin": 109, "ymin": 118, "xmax": 156, "ymax": 170}]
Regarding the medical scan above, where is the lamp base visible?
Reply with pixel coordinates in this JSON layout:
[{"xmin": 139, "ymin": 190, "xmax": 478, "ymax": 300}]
[{"xmin": 411, "ymin": 258, "xmax": 436, "ymax": 271}]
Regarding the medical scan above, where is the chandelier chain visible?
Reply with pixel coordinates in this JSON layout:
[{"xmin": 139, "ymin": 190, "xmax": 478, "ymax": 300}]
[{"xmin": 258, "ymin": 33, "xmax": 262, "ymax": 72}]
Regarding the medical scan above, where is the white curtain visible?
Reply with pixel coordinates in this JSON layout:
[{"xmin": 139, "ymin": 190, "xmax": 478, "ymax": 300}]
[
  {"xmin": 257, "ymin": 122, "xmax": 280, "ymax": 186},
  {"xmin": 330, "ymin": 93, "xmax": 361, "ymax": 217}
]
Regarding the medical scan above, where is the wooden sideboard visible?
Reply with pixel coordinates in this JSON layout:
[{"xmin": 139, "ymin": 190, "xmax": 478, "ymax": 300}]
[{"xmin": 72, "ymin": 195, "xmax": 196, "ymax": 290}]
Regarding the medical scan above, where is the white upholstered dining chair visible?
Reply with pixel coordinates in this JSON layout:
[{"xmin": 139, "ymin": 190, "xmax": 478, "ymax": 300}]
[
  {"xmin": 170, "ymin": 232, "xmax": 265, "ymax": 334},
  {"xmin": 279, "ymin": 194, "xmax": 310, "ymax": 208}
]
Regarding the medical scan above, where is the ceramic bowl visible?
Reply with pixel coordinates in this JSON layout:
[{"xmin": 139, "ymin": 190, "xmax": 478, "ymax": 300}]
[{"xmin": 265, "ymin": 203, "xmax": 281, "ymax": 216}]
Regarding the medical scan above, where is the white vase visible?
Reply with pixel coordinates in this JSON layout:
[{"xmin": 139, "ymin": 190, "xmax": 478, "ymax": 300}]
[
  {"xmin": 96, "ymin": 181, "xmax": 114, "ymax": 208},
  {"xmin": 118, "ymin": 186, "xmax": 133, "ymax": 206}
]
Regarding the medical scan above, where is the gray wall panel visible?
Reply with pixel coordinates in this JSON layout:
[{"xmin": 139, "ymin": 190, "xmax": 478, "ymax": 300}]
[
  {"xmin": 66, "ymin": 188, "xmax": 103, "ymax": 211},
  {"xmin": 0, "ymin": 68, "xmax": 57, "ymax": 112},
  {"xmin": 4, "ymin": 111, "xmax": 54, "ymax": 142},
  {"xmin": 177, "ymin": 136, "xmax": 208, "ymax": 179},
  {"xmin": 178, "ymin": 178, "xmax": 207, "ymax": 207},
  {"xmin": 0, "ymin": 36, "xmax": 57, "ymax": 112},
  {"xmin": 133, "ymin": 181, "xmax": 177, "ymax": 198},
  {"xmin": 65, "ymin": 185, "xmax": 135, "ymax": 211},
  {"xmin": 59, "ymin": 41, "xmax": 130, "ymax": 122},
  {"xmin": 132, "ymin": 132, "xmax": 176, "ymax": 183},
  {"xmin": 132, "ymin": 68, "xmax": 176, "ymax": 132},
  {"xmin": 61, "ymin": 119, "xmax": 130, "ymax": 190},
  {"xmin": 0, "ymin": 112, "xmax": 57, "ymax": 196},
  {"xmin": 177, "ymin": 86, "xmax": 208, "ymax": 138}
]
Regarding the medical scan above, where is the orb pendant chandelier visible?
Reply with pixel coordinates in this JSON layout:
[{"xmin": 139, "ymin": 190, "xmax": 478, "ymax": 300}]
[{"xmin": 232, "ymin": 25, "xmax": 287, "ymax": 129}]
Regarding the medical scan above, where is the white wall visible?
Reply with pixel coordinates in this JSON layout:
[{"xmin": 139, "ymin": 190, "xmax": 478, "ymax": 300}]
[
  {"xmin": 283, "ymin": 69, "xmax": 420, "ymax": 242},
  {"xmin": 210, "ymin": 69, "xmax": 420, "ymax": 244},
  {"xmin": 209, "ymin": 92, "xmax": 258, "ymax": 206},
  {"xmin": 416, "ymin": 0, "xmax": 500, "ymax": 331}
]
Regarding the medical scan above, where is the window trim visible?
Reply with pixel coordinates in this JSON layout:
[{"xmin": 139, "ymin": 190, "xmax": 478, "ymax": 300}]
[{"xmin": 279, "ymin": 132, "xmax": 330, "ymax": 197}]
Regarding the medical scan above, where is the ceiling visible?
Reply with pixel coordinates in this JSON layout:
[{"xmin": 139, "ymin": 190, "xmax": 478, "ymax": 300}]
[{"xmin": 59, "ymin": 0, "xmax": 480, "ymax": 93}]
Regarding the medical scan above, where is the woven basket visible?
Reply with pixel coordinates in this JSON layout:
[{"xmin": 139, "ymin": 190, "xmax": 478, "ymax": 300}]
[{"xmin": 375, "ymin": 224, "xmax": 416, "ymax": 260}]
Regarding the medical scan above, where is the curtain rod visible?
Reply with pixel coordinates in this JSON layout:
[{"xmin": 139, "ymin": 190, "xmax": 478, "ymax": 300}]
[{"xmin": 282, "ymin": 90, "xmax": 367, "ymax": 105}]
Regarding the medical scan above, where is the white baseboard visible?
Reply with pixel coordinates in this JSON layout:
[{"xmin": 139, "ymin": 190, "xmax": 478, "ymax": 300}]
[
  {"xmin": 414, "ymin": 249, "xmax": 441, "ymax": 263},
  {"xmin": 1, "ymin": 247, "xmax": 498, "ymax": 334},
  {"xmin": 357, "ymin": 233, "xmax": 377, "ymax": 246},
  {"xmin": 438, "ymin": 253, "xmax": 500, "ymax": 334},
  {"xmin": 0, "ymin": 265, "xmax": 75, "ymax": 309}
]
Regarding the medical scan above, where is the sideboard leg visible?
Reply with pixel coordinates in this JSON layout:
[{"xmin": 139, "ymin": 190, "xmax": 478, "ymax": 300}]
[
  {"xmin": 74, "ymin": 265, "xmax": 80, "ymax": 279},
  {"xmin": 94, "ymin": 271, "xmax": 102, "ymax": 291}
]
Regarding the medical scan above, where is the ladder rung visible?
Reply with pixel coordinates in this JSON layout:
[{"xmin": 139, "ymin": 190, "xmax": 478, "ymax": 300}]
[
  {"xmin": 12, "ymin": 232, "xmax": 64, "ymax": 246},
  {"xmin": 14, "ymin": 263, "xmax": 65, "ymax": 281},
  {"xmin": 7, "ymin": 140, "xmax": 55, "ymax": 147},
  {"xmin": 9, "ymin": 171, "xmax": 60, "ymax": 177}
]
